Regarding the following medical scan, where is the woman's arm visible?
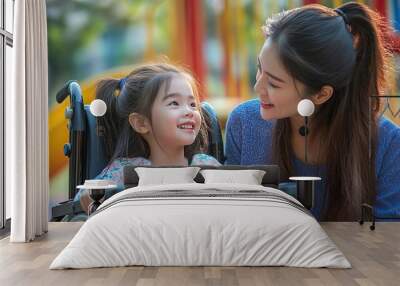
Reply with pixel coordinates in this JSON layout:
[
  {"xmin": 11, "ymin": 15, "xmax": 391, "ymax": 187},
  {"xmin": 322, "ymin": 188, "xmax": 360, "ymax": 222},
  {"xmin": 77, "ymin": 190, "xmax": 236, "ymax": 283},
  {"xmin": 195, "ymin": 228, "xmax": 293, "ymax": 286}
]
[{"xmin": 375, "ymin": 125, "xmax": 400, "ymax": 218}]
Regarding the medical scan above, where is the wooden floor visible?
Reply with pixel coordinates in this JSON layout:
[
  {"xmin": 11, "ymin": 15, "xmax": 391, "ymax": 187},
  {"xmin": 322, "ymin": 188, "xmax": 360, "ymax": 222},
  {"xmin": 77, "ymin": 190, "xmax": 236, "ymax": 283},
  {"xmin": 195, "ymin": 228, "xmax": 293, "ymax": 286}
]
[{"xmin": 0, "ymin": 222, "xmax": 399, "ymax": 286}]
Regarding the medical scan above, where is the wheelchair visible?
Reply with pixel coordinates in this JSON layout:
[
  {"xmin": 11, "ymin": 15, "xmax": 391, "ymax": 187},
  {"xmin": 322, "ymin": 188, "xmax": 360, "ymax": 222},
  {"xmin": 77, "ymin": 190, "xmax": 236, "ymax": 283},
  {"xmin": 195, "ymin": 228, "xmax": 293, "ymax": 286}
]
[{"xmin": 51, "ymin": 80, "xmax": 225, "ymax": 221}]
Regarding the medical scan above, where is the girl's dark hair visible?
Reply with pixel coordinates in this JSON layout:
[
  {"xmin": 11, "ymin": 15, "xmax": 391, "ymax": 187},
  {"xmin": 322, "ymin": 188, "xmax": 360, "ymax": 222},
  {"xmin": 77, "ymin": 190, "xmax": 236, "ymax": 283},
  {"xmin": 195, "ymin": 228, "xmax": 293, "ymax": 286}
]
[
  {"xmin": 263, "ymin": 2, "xmax": 390, "ymax": 220},
  {"xmin": 96, "ymin": 63, "xmax": 208, "ymax": 166}
]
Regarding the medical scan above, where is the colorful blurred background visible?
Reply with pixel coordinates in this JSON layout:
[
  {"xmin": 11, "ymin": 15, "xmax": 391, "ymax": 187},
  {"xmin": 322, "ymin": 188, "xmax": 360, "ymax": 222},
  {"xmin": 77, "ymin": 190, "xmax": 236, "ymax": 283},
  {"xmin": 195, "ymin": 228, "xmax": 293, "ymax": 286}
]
[{"xmin": 47, "ymin": 0, "xmax": 400, "ymax": 208}]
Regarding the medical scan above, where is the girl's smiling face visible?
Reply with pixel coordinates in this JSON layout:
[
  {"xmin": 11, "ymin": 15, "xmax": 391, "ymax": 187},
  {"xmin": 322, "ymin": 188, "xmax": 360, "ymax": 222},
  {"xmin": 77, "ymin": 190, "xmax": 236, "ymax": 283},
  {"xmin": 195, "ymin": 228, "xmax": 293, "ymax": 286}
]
[
  {"xmin": 254, "ymin": 38, "xmax": 306, "ymax": 120},
  {"xmin": 150, "ymin": 74, "xmax": 201, "ymax": 148}
]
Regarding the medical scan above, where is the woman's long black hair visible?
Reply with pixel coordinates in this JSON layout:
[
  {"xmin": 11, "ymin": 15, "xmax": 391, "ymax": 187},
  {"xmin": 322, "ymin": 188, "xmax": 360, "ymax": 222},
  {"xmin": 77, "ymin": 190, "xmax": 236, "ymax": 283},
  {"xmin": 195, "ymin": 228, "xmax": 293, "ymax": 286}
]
[{"xmin": 263, "ymin": 2, "xmax": 391, "ymax": 220}]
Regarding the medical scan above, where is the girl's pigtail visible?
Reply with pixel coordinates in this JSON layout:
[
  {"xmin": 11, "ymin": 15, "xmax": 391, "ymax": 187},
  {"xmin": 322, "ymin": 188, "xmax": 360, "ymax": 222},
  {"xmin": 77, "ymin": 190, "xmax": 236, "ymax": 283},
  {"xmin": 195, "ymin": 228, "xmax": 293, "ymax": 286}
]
[{"xmin": 95, "ymin": 79, "xmax": 124, "ymax": 162}]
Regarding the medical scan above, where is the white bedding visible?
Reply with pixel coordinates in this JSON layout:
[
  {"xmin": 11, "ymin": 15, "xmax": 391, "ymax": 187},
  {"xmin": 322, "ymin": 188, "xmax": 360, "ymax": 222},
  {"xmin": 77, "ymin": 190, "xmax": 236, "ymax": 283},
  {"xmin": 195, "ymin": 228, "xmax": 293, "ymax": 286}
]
[{"xmin": 50, "ymin": 183, "xmax": 351, "ymax": 269}]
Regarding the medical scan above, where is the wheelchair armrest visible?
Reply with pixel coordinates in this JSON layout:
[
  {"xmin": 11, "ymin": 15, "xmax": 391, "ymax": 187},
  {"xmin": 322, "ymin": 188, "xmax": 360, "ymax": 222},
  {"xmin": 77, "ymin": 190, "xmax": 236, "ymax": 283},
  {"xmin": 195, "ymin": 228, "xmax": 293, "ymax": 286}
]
[{"xmin": 51, "ymin": 199, "xmax": 83, "ymax": 221}]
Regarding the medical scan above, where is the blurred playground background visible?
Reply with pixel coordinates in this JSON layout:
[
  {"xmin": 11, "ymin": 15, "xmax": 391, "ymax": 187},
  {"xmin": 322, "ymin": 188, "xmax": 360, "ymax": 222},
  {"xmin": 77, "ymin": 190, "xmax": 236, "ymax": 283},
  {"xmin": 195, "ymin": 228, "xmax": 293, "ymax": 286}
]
[{"xmin": 47, "ymin": 0, "xmax": 400, "ymax": 208}]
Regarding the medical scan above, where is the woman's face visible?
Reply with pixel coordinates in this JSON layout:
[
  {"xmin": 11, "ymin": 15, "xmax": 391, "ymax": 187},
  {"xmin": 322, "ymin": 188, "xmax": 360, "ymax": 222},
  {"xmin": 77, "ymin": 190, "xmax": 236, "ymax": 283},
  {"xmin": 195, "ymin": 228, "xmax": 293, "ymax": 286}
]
[
  {"xmin": 254, "ymin": 38, "xmax": 306, "ymax": 120},
  {"xmin": 150, "ymin": 74, "xmax": 201, "ymax": 148}
]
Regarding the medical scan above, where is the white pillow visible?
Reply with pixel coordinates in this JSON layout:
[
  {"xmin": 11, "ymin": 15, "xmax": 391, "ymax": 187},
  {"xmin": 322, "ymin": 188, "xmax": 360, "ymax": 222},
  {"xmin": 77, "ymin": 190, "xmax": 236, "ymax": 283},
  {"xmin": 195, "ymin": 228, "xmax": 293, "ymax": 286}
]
[
  {"xmin": 200, "ymin": 169, "xmax": 266, "ymax": 185},
  {"xmin": 135, "ymin": 167, "xmax": 200, "ymax": 186}
]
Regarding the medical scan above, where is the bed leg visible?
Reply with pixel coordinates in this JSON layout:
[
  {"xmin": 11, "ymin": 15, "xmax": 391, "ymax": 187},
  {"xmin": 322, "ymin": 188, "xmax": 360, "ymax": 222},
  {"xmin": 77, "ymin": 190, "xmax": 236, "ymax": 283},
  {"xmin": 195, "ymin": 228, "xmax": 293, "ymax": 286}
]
[{"xmin": 360, "ymin": 203, "xmax": 375, "ymax": 231}]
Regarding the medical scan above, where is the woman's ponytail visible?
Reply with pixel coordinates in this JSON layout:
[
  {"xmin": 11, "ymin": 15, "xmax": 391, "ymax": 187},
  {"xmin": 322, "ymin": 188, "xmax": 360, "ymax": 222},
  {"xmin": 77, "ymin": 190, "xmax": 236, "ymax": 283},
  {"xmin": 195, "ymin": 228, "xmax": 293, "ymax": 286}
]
[
  {"xmin": 323, "ymin": 2, "xmax": 391, "ymax": 219},
  {"xmin": 339, "ymin": 2, "xmax": 388, "ymax": 100}
]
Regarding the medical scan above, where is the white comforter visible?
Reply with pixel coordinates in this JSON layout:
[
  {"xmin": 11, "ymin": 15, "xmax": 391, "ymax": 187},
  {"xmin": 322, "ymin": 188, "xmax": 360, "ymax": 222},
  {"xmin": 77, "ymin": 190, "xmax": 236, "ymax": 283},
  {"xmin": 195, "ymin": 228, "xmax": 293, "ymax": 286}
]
[{"xmin": 50, "ymin": 183, "xmax": 351, "ymax": 269}]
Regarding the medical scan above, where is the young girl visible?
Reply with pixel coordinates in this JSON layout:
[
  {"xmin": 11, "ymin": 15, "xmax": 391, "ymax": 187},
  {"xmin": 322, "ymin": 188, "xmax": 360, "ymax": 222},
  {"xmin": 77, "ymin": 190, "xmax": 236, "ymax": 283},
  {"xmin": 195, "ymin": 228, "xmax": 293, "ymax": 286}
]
[
  {"xmin": 76, "ymin": 63, "xmax": 220, "ymax": 214},
  {"xmin": 225, "ymin": 2, "xmax": 400, "ymax": 221}
]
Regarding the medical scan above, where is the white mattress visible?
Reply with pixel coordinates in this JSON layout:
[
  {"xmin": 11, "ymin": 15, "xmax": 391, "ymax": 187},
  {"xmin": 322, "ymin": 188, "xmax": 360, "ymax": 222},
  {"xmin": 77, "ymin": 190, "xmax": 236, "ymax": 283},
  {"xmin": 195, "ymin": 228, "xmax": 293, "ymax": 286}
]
[{"xmin": 50, "ymin": 183, "xmax": 351, "ymax": 269}]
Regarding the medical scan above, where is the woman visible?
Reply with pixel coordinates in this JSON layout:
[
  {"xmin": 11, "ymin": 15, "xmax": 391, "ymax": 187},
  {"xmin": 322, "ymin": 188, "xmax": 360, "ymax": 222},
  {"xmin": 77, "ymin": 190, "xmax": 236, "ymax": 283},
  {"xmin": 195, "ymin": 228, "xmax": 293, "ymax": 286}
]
[{"xmin": 225, "ymin": 2, "xmax": 400, "ymax": 221}]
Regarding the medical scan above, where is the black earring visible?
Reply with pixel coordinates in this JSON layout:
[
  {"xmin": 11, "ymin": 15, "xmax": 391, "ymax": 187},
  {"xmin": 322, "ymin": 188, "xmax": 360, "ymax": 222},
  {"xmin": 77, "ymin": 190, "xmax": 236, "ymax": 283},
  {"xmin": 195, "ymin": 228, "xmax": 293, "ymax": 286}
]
[{"xmin": 298, "ymin": 126, "xmax": 309, "ymax": 137}]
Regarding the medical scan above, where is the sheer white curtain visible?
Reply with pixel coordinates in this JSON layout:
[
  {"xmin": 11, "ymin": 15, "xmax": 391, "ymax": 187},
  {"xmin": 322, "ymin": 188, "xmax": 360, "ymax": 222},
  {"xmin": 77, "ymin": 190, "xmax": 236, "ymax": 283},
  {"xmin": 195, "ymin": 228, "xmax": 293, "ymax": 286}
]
[{"xmin": 6, "ymin": 0, "xmax": 49, "ymax": 242}]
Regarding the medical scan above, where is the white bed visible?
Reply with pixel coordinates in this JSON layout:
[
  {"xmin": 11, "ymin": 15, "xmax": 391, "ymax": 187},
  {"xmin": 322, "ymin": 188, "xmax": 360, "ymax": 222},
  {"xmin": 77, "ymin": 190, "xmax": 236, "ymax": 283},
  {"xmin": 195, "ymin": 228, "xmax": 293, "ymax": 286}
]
[{"xmin": 50, "ymin": 183, "xmax": 351, "ymax": 269}]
